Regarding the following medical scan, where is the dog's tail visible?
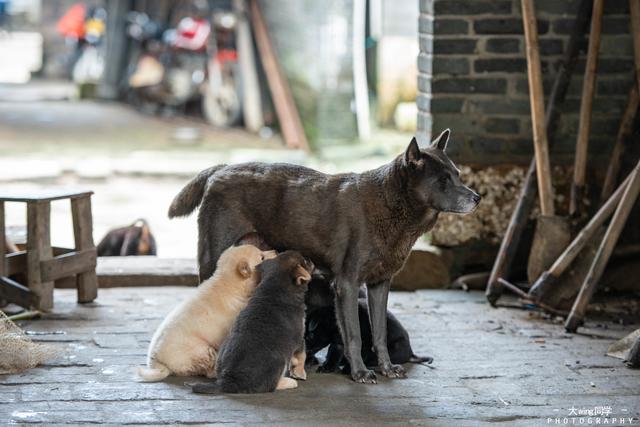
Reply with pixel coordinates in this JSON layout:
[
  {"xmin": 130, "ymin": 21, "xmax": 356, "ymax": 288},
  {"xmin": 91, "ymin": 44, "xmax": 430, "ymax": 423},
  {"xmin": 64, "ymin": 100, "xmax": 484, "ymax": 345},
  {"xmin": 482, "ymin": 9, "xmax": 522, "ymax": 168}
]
[
  {"xmin": 191, "ymin": 380, "xmax": 221, "ymax": 394},
  {"xmin": 137, "ymin": 362, "xmax": 172, "ymax": 382},
  {"xmin": 409, "ymin": 354, "xmax": 434, "ymax": 365},
  {"xmin": 168, "ymin": 165, "xmax": 226, "ymax": 218}
]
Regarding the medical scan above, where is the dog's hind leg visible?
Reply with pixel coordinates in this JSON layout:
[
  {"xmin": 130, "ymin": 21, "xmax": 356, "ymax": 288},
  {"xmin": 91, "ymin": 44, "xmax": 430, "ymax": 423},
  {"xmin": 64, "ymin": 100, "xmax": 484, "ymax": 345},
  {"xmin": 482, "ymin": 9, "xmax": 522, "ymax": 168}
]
[
  {"xmin": 334, "ymin": 278, "xmax": 376, "ymax": 383},
  {"xmin": 205, "ymin": 347, "xmax": 218, "ymax": 378},
  {"xmin": 276, "ymin": 377, "xmax": 298, "ymax": 390},
  {"xmin": 367, "ymin": 280, "xmax": 407, "ymax": 379}
]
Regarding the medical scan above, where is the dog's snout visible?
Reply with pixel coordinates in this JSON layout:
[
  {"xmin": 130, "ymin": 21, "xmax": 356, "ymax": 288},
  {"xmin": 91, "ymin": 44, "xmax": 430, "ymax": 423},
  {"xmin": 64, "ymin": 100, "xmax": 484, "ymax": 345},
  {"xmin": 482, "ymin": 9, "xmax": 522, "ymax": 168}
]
[{"xmin": 472, "ymin": 193, "xmax": 481, "ymax": 204}]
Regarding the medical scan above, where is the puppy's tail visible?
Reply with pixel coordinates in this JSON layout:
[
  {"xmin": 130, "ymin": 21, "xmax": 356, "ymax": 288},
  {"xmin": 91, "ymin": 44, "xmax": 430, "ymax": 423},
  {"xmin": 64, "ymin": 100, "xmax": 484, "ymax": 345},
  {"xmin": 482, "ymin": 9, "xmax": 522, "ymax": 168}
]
[
  {"xmin": 168, "ymin": 165, "xmax": 226, "ymax": 218},
  {"xmin": 191, "ymin": 380, "xmax": 221, "ymax": 394},
  {"xmin": 409, "ymin": 354, "xmax": 434, "ymax": 365},
  {"xmin": 137, "ymin": 363, "xmax": 172, "ymax": 382}
]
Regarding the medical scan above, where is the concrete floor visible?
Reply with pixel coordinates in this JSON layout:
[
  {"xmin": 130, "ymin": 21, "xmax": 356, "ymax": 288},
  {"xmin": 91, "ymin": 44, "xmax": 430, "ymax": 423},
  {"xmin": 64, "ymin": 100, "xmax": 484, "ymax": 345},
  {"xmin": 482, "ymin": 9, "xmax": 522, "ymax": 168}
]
[{"xmin": 1, "ymin": 288, "xmax": 638, "ymax": 426}]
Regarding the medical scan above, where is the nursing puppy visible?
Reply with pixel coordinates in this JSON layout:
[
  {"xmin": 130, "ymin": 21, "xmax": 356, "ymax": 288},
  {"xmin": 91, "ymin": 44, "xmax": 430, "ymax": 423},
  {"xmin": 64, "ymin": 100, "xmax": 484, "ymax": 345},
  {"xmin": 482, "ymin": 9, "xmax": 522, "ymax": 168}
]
[
  {"xmin": 305, "ymin": 278, "xmax": 432, "ymax": 373},
  {"xmin": 137, "ymin": 245, "xmax": 275, "ymax": 381},
  {"xmin": 169, "ymin": 129, "xmax": 480, "ymax": 383},
  {"xmin": 193, "ymin": 251, "xmax": 314, "ymax": 394}
]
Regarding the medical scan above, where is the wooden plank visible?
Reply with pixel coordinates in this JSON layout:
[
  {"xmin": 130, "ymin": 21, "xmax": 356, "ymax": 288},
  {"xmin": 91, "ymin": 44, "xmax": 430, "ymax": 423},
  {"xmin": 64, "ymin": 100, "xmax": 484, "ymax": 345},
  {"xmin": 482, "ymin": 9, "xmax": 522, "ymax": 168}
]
[
  {"xmin": 71, "ymin": 196, "xmax": 98, "ymax": 303},
  {"xmin": 41, "ymin": 249, "xmax": 97, "ymax": 283},
  {"xmin": 26, "ymin": 201, "xmax": 54, "ymax": 310},
  {"xmin": 570, "ymin": 0, "xmax": 604, "ymax": 216},
  {"xmin": 6, "ymin": 251, "xmax": 26, "ymax": 276},
  {"xmin": 0, "ymin": 189, "xmax": 93, "ymax": 203},
  {"xmin": 96, "ymin": 256, "xmax": 198, "ymax": 287},
  {"xmin": 249, "ymin": 0, "xmax": 310, "ymax": 151},
  {"xmin": 8, "ymin": 247, "xmax": 74, "ymax": 278},
  {"xmin": 0, "ymin": 275, "xmax": 39, "ymax": 309}
]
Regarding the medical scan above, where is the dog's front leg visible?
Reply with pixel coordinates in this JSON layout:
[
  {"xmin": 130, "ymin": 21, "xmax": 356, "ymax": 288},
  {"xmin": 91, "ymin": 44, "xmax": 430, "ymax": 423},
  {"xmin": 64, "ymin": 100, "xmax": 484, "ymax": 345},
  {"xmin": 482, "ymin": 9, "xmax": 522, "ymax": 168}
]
[
  {"xmin": 334, "ymin": 280, "xmax": 376, "ymax": 383},
  {"xmin": 367, "ymin": 280, "xmax": 407, "ymax": 378}
]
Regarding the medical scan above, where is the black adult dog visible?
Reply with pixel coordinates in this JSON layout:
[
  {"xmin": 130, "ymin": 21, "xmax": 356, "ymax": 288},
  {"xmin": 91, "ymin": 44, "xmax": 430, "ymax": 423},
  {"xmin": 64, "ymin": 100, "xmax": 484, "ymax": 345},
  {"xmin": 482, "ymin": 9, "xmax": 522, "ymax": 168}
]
[
  {"xmin": 169, "ymin": 130, "xmax": 480, "ymax": 383},
  {"xmin": 304, "ymin": 277, "xmax": 432, "ymax": 374}
]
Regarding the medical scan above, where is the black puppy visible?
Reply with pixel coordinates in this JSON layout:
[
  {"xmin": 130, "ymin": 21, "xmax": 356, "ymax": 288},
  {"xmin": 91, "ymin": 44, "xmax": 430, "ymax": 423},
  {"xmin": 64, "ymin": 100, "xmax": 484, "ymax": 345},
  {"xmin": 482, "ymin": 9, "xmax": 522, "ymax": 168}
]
[
  {"xmin": 170, "ymin": 129, "xmax": 480, "ymax": 383},
  {"xmin": 193, "ymin": 251, "xmax": 314, "ymax": 394},
  {"xmin": 305, "ymin": 278, "xmax": 432, "ymax": 373},
  {"xmin": 97, "ymin": 219, "xmax": 157, "ymax": 256}
]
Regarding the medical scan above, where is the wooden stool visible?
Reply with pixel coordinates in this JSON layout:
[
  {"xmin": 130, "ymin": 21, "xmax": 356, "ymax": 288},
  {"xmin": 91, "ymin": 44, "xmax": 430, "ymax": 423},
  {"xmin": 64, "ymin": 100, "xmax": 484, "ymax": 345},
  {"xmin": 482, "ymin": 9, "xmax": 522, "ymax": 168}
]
[{"xmin": 0, "ymin": 190, "xmax": 98, "ymax": 311}]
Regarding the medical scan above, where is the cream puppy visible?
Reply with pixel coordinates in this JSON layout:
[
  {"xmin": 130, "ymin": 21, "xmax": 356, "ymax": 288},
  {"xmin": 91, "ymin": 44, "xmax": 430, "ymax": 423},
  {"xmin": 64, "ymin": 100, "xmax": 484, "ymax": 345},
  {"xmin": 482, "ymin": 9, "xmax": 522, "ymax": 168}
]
[{"xmin": 137, "ymin": 245, "xmax": 276, "ymax": 381}]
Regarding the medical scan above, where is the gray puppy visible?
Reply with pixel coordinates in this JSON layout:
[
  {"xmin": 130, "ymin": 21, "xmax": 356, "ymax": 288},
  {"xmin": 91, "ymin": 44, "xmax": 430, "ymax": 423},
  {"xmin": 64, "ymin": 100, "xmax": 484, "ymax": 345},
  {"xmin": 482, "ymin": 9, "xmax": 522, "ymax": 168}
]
[
  {"xmin": 193, "ymin": 251, "xmax": 314, "ymax": 394},
  {"xmin": 169, "ymin": 130, "xmax": 480, "ymax": 383}
]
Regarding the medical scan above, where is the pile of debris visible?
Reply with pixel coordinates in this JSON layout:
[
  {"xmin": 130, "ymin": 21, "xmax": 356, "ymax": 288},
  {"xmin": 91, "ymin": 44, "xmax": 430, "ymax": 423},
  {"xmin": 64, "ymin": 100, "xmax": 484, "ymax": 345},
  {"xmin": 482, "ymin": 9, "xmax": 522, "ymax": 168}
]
[
  {"xmin": 432, "ymin": 165, "xmax": 574, "ymax": 246},
  {"xmin": 0, "ymin": 311, "xmax": 59, "ymax": 374}
]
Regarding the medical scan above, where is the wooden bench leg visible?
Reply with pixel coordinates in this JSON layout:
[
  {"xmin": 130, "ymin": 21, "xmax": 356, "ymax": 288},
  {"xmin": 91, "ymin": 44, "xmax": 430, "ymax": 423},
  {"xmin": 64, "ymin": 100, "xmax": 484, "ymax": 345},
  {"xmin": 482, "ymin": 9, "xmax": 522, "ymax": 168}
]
[
  {"xmin": 27, "ymin": 201, "xmax": 54, "ymax": 310},
  {"xmin": 71, "ymin": 196, "xmax": 98, "ymax": 303}
]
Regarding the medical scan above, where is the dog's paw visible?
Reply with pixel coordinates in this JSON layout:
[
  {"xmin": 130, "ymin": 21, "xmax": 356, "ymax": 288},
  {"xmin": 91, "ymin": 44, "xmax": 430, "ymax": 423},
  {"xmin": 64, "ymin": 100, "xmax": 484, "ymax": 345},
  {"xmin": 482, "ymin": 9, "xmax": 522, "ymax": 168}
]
[
  {"xmin": 380, "ymin": 363, "xmax": 407, "ymax": 379},
  {"xmin": 291, "ymin": 366, "xmax": 307, "ymax": 381},
  {"xmin": 352, "ymin": 369, "xmax": 377, "ymax": 384},
  {"xmin": 317, "ymin": 363, "xmax": 339, "ymax": 374}
]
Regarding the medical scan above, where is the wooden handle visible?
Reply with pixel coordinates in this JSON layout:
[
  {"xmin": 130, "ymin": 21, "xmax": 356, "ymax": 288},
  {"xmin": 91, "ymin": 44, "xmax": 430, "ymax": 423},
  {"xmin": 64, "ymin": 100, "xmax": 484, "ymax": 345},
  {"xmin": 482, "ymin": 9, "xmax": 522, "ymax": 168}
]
[
  {"xmin": 571, "ymin": 0, "xmax": 604, "ymax": 216},
  {"xmin": 601, "ymin": 82, "xmax": 639, "ymax": 201},
  {"xmin": 630, "ymin": 0, "xmax": 640, "ymax": 90},
  {"xmin": 521, "ymin": 0, "xmax": 554, "ymax": 215},
  {"xmin": 485, "ymin": 0, "xmax": 592, "ymax": 305}
]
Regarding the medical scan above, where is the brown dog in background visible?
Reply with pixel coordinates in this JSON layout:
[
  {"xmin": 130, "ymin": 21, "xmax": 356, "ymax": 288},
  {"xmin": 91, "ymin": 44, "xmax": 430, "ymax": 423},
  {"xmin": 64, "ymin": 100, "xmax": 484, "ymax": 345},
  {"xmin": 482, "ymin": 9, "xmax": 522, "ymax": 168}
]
[{"xmin": 97, "ymin": 219, "xmax": 157, "ymax": 256}]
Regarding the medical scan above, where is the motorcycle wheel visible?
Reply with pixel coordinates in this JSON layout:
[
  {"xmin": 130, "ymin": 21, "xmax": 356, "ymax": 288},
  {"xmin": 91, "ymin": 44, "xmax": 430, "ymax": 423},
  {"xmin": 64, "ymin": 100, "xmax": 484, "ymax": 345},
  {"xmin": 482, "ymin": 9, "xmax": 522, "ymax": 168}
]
[{"xmin": 202, "ymin": 62, "xmax": 242, "ymax": 127}]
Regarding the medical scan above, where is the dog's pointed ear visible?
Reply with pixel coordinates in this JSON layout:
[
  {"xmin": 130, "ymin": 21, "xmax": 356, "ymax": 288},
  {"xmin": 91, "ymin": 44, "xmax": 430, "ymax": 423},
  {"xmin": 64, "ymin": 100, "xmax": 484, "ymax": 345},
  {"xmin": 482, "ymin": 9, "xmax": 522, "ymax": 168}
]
[
  {"xmin": 293, "ymin": 264, "xmax": 311, "ymax": 286},
  {"xmin": 404, "ymin": 137, "xmax": 421, "ymax": 166},
  {"xmin": 237, "ymin": 260, "xmax": 252, "ymax": 278},
  {"xmin": 431, "ymin": 128, "xmax": 450, "ymax": 152}
]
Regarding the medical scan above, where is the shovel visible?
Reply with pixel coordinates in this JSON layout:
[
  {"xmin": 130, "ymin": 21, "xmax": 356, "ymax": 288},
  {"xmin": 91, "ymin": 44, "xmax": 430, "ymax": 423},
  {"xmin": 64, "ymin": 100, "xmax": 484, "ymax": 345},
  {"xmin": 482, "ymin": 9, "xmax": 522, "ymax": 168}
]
[
  {"xmin": 521, "ymin": 0, "xmax": 571, "ymax": 284},
  {"xmin": 528, "ymin": 171, "xmax": 632, "ymax": 303}
]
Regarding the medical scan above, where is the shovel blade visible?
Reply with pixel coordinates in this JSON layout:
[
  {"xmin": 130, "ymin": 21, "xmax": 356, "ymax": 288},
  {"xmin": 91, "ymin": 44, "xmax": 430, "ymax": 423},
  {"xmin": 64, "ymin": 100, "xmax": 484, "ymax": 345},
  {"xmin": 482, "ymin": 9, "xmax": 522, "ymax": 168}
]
[{"xmin": 527, "ymin": 215, "xmax": 571, "ymax": 284}]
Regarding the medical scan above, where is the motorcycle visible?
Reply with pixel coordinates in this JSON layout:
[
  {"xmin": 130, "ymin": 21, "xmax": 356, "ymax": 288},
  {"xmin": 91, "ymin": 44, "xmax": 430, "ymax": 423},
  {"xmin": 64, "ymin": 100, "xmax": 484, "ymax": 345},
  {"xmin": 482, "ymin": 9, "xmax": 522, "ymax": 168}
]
[
  {"xmin": 57, "ymin": 3, "xmax": 106, "ymax": 84},
  {"xmin": 125, "ymin": 8, "xmax": 242, "ymax": 127}
]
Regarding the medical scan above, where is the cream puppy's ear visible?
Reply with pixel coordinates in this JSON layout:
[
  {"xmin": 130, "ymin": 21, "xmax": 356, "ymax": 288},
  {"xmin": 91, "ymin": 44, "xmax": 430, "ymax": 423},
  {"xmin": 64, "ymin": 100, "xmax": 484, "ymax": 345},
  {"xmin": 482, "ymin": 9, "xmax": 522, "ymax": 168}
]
[{"xmin": 237, "ymin": 260, "xmax": 252, "ymax": 278}]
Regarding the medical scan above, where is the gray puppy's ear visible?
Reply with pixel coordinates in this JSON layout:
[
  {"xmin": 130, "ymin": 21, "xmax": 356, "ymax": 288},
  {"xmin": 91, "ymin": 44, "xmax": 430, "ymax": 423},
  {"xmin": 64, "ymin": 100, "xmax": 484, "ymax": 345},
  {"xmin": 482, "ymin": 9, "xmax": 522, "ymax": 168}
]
[
  {"xmin": 404, "ymin": 137, "xmax": 421, "ymax": 166},
  {"xmin": 431, "ymin": 128, "xmax": 450, "ymax": 151},
  {"xmin": 294, "ymin": 264, "xmax": 311, "ymax": 286}
]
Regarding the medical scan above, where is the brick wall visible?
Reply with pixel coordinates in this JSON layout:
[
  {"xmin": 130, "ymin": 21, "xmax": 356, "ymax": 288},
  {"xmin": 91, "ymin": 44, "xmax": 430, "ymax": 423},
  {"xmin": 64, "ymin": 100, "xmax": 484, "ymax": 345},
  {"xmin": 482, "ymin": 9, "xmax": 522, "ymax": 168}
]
[{"xmin": 418, "ymin": 0, "xmax": 635, "ymax": 165}]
